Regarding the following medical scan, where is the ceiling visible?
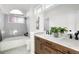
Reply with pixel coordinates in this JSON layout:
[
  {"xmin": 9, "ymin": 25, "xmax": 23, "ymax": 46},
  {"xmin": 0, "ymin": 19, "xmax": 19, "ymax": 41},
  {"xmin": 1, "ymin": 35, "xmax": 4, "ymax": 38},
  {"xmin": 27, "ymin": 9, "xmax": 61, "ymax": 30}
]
[
  {"xmin": 44, "ymin": 4, "xmax": 79, "ymax": 14},
  {"xmin": 1, "ymin": 4, "xmax": 79, "ymax": 15},
  {"xmin": 0, "ymin": 4, "xmax": 39, "ymax": 15}
]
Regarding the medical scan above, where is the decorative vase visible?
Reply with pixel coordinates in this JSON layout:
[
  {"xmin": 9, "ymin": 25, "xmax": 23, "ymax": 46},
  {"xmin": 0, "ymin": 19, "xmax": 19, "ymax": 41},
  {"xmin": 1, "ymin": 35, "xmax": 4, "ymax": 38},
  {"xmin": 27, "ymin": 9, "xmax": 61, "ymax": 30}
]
[{"xmin": 59, "ymin": 33, "xmax": 66, "ymax": 38}]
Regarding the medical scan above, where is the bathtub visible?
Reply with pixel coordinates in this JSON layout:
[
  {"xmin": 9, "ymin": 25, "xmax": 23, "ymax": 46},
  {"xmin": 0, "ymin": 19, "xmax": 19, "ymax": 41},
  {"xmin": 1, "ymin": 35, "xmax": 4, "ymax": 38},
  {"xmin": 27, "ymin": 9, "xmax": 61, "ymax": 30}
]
[{"xmin": 0, "ymin": 36, "xmax": 31, "ymax": 51}]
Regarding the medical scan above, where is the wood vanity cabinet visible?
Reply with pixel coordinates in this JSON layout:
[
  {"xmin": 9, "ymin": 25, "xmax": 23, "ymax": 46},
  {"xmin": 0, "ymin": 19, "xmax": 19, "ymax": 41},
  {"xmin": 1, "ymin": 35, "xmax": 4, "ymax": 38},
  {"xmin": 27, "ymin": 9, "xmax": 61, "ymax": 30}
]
[{"xmin": 35, "ymin": 36, "xmax": 79, "ymax": 54}]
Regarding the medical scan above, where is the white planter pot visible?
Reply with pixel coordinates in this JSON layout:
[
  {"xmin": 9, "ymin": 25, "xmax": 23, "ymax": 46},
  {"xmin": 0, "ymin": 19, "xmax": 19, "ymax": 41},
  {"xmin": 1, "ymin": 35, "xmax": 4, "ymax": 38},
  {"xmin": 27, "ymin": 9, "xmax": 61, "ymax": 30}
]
[
  {"xmin": 54, "ymin": 33, "xmax": 59, "ymax": 37},
  {"xmin": 59, "ymin": 33, "xmax": 66, "ymax": 38}
]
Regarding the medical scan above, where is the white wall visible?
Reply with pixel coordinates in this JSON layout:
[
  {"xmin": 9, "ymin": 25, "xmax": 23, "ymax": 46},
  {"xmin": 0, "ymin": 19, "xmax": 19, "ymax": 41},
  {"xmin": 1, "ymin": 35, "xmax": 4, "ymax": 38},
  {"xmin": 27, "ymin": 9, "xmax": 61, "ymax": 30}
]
[
  {"xmin": 75, "ymin": 11, "xmax": 79, "ymax": 31},
  {"xmin": 43, "ymin": 5, "xmax": 79, "ymax": 32},
  {"xmin": 26, "ymin": 9, "xmax": 44, "ymax": 54},
  {"xmin": 26, "ymin": 10, "xmax": 44, "ymax": 36},
  {"xmin": 45, "ymin": 11, "xmax": 76, "ymax": 32}
]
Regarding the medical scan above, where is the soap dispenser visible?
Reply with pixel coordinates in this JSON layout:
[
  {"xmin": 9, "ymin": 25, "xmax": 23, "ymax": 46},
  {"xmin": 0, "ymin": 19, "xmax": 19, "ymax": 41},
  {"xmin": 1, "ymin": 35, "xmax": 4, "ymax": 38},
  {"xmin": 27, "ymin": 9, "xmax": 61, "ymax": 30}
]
[
  {"xmin": 69, "ymin": 30, "xmax": 73, "ymax": 39},
  {"xmin": 74, "ymin": 31, "xmax": 79, "ymax": 40}
]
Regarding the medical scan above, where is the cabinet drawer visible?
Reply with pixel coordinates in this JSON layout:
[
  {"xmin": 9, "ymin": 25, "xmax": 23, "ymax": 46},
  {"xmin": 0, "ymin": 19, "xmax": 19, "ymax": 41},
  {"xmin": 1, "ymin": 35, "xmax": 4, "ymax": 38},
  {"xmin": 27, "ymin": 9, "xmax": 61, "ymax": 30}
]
[
  {"xmin": 42, "ymin": 44, "xmax": 62, "ymax": 54},
  {"xmin": 50, "ymin": 42, "xmax": 79, "ymax": 54},
  {"xmin": 42, "ymin": 39, "xmax": 79, "ymax": 54}
]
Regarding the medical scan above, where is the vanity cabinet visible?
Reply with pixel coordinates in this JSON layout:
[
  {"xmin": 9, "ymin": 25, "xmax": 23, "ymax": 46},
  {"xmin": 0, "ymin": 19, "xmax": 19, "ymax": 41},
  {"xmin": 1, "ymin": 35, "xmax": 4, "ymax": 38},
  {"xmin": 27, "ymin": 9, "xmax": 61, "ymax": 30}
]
[{"xmin": 35, "ymin": 36, "xmax": 79, "ymax": 54}]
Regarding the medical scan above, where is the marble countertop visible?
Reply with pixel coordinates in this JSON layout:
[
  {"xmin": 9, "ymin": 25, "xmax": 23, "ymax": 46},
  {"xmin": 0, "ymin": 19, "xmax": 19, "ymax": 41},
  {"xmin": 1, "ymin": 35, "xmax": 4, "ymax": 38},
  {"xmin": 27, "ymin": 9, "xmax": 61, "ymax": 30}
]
[{"xmin": 35, "ymin": 33, "xmax": 79, "ymax": 51}]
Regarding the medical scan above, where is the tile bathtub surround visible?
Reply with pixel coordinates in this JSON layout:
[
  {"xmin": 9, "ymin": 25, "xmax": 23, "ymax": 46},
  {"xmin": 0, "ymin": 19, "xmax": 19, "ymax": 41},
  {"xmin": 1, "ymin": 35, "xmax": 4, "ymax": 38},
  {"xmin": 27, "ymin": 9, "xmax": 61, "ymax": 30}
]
[{"xmin": 2, "ymin": 45, "xmax": 31, "ymax": 54}]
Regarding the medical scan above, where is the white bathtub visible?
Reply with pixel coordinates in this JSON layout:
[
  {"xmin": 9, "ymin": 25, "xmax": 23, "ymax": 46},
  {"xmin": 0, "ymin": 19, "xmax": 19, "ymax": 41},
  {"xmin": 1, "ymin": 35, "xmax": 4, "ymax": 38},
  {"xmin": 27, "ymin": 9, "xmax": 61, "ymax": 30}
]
[{"xmin": 0, "ymin": 36, "xmax": 31, "ymax": 51}]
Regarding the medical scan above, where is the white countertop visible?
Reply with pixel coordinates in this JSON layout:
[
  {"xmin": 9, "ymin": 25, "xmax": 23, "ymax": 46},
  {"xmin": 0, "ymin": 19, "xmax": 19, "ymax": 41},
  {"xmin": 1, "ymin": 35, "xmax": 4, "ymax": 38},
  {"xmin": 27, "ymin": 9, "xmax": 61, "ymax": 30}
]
[{"xmin": 35, "ymin": 33, "xmax": 79, "ymax": 51}]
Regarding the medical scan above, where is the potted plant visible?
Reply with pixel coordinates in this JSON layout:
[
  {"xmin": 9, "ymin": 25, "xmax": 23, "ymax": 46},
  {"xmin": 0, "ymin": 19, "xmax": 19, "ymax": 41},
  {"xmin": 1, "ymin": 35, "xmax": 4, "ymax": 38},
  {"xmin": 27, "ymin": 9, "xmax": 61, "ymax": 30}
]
[
  {"xmin": 49, "ymin": 27, "xmax": 68, "ymax": 37},
  {"xmin": 58, "ymin": 27, "xmax": 68, "ymax": 37},
  {"xmin": 50, "ymin": 27, "xmax": 59, "ymax": 37},
  {"xmin": 58, "ymin": 27, "xmax": 67, "ymax": 33}
]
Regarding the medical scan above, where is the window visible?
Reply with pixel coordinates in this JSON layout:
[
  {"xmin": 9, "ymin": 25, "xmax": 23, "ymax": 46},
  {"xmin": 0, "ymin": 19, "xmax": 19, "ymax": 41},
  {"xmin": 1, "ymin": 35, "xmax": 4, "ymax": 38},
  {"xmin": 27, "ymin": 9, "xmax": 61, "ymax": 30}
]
[{"xmin": 8, "ymin": 16, "xmax": 25, "ymax": 23}]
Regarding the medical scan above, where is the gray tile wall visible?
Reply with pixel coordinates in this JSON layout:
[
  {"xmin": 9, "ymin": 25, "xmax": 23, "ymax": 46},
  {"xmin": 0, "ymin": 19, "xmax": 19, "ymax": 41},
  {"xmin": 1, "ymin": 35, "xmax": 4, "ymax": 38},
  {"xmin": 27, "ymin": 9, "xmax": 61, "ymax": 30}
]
[{"xmin": 2, "ymin": 14, "xmax": 27, "ymax": 39}]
